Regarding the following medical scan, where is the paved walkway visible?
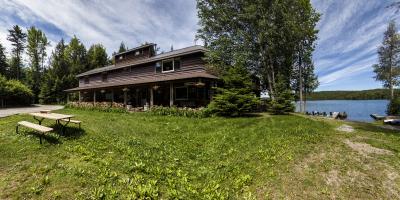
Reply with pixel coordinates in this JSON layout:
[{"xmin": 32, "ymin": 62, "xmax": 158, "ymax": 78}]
[{"xmin": 0, "ymin": 105, "xmax": 64, "ymax": 118}]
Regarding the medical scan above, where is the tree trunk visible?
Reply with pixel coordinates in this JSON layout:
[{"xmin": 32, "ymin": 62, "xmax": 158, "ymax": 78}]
[
  {"xmin": 299, "ymin": 60, "xmax": 304, "ymax": 113},
  {"xmin": 299, "ymin": 50, "xmax": 304, "ymax": 113},
  {"xmin": 267, "ymin": 71, "xmax": 274, "ymax": 99},
  {"xmin": 304, "ymin": 90, "xmax": 307, "ymax": 112},
  {"xmin": 390, "ymin": 62, "xmax": 394, "ymax": 100}
]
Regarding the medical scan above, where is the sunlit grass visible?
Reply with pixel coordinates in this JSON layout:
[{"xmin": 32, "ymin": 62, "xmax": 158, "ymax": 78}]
[{"xmin": 0, "ymin": 109, "xmax": 399, "ymax": 199}]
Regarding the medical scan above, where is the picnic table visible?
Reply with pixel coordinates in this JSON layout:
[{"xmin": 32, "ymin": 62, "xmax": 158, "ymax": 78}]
[{"xmin": 29, "ymin": 112, "xmax": 74, "ymax": 135}]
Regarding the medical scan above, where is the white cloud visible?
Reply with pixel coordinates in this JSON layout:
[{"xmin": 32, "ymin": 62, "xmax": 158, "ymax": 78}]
[
  {"xmin": 318, "ymin": 56, "xmax": 377, "ymax": 86},
  {"xmin": 312, "ymin": 0, "xmax": 400, "ymax": 90},
  {"xmin": 7, "ymin": 0, "xmax": 199, "ymax": 54}
]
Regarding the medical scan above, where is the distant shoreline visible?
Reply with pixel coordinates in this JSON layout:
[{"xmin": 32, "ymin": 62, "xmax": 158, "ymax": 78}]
[{"xmin": 306, "ymin": 89, "xmax": 398, "ymax": 100}]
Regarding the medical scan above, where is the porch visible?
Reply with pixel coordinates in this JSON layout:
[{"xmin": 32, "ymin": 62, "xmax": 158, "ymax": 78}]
[{"xmin": 67, "ymin": 78, "xmax": 216, "ymax": 109}]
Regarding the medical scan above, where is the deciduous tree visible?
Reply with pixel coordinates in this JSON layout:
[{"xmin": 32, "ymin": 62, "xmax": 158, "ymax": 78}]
[
  {"xmin": 373, "ymin": 20, "xmax": 400, "ymax": 100},
  {"xmin": 196, "ymin": 0, "xmax": 320, "ymax": 102}
]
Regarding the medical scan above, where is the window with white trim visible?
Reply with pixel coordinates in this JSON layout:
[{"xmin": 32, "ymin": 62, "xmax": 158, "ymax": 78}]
[
  {"xmin": 162, "ymin": 59, "xmax": 174, "ymax": 72},
  {"xmin": 161, "ymin": 58, "xmax": 181, "ymax": 73}
]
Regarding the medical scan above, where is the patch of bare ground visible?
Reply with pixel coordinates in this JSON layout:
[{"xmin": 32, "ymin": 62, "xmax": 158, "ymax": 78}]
[
  {"xmin": 262, "ymin": 137, "xmax": 400, "ymax": 199},
  {"xmin": 336, "ymin": 124, "xmax": 354, "ymax": 133},
  {"xmin": 343, "ymin": 139, "xmax": 393, "ymax": 156},
  {"xmin": 325, "ymin": 169, "xmax": 340, "ymax": 188},
  {"xmin": 383, "ymin": 167, "xmax": 400, "ymax": 199}
]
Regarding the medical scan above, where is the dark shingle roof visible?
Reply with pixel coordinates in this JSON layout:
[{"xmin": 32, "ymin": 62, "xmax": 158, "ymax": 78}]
[
  {"xmin": 65, "ymin": 68, "xmax": 218, "ymax": 91},
  {"xmin": 77, "ymin": 45, "xmax": 207, "ymax": 77}
]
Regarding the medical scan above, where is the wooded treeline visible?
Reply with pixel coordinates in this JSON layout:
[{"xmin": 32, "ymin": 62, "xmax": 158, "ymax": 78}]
[
  {"xmin": 0, "ymin": 25, "xmax": 125, "ymax": 105},
  {"xmin": 307, "ymin": 89, "xmax": 400, "ymax": 100},
  {"xmin": 196, "ymin": 0, "xmax": 320, "ymax": 114}
]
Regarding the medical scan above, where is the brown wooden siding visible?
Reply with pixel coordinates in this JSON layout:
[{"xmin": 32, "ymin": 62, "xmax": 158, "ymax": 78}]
[{"xmin": 79, "ymin": 53, "xmax": 206, "ymax": 88}]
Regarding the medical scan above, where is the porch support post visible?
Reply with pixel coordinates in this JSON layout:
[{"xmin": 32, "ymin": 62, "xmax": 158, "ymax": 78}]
[
  {"xmin": 150, "ymin": 87, "xmax": 154, "ymax": 107},
  {"xmin": 67, "ymin": 93, "xmax": 70, "ymax": 103},
  {"xmin": 170, "ymin": 82, "xmax": 174, "ymax": 107},
  {"xmin": 93, "ymin": 90, "xmax": 96, "ymax": 105},
  {"xmin": 111, "ymin": 89, "xmax": 114, "ymax": 107},
  {"xmin": 123, "ymin": 90, "xmax": 127, "ymax": 107},
  {"xmin": 78, "ymin": 91, "xmax": 81, "ymax": 103}
]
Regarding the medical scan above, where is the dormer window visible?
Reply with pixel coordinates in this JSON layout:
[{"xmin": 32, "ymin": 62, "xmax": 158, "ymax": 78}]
[
  {"xmin": 162, "ymin": 59, "xmax": 174, "ymax": 72},
  {"xmin": 161, "ymin": 58, "xmax": 181, "ymax": 73},
  {"xmin": 135, "ymin": 51, "xmax": 140, "ymax": 56}
]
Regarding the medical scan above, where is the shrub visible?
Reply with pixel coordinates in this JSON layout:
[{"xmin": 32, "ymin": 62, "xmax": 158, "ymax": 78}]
[
  {"xmin": 205, "ymin": 65, "xmax": 260, "ymax": 117},
  {"xmin": 269, "ymin": 90, "xmax": 295, "ymax": 115},
  {"xmin": 0, "ymin": 75, "xmax": 33, "ymax": 107},
  {"xmin": 206, "ymin": 89, "xmax": 259, "ymax": 117},
  {"xmin": 65, "ymin": 101, "xmax": 127, "ymax": 113},
  {"xmin": 387, "ymin": 97, "xmax": 400, "ymax": 115},
  {"xmin": 148, "ymin": 106, "xmax": 207, "ymax": 118}
]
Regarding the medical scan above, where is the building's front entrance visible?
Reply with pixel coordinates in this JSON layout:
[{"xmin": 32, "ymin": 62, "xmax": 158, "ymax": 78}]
[{"xmin": 153, "ymin": 84, "xmax": 171, "ymax": 106}]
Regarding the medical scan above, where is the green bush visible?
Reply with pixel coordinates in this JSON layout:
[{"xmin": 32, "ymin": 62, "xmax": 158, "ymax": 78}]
[
  {"xmin": 387, "ymin": 97, "xmax": 400, "ymax": 115},
  {"xmin": 205, "ymin": 65, "xmax": 259, "ymax": 117},
  {"xmin": 206, "ymin": 89, "xmax": 259, "ymax": 117},
  {"xmin": 270, "ymin": 90, "xmax": 295, "ymax": 115},
  {"xmin": 0, "ymin": 75, "xmax": 33, "ymax": 106},
  {"xmin": 148, "ymin": 106, "xmax": 207, "ymax": 118}
]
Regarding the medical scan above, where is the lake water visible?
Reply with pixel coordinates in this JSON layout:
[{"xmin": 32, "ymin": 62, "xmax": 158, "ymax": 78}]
[{"xmin": 296, "ymin": 100, "xmax": 389, "ymax": 122}]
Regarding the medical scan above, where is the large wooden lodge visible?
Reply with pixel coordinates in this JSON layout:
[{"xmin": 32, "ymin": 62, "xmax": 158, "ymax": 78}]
[{"xmin": 65, "ymin": 43, "xmax": 218, "ymax": 108}]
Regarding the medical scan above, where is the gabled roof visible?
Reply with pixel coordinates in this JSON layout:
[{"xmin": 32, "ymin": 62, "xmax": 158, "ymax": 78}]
[{"xmin": 77, "ymin": 45, "xmax": 208, "ymax": 77}]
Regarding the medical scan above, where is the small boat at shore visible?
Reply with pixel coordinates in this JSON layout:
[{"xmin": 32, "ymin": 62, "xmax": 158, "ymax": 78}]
[
  {"xmin": 305, "ymin": 111, "xmax": 347, "ymax": 120},
  {"xmin": 384, "ymin": 119, "xmax": 400, "ymax": 125},
  {"xmin": 370, "ymin": 114, "xmax": 386, "ymax": 120}
]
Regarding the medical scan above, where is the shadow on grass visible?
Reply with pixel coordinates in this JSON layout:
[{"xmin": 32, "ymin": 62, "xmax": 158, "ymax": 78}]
[
  {"xmin": 351, "ymin": 121, "xmax": 400, "ymax": 137},
  {"xmin": 19, "ymin": 125, "xmax": 86, "ymax": 145},
  {"xmin": 21, "ymin": 131, "xmax": 61, "ymax": 144},
  {"xmin": 61, "ymin": 126, "xmax": 86, "ymax": 140}
]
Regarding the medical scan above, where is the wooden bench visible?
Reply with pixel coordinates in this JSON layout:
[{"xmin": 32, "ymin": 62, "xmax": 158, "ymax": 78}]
[
  {"xmin": 16, "ymin": 121, "xmax": 53, "ymax": 144},
  {"xmin": 61, "ymin": 119, "xmax": 81, "ymax": 129}
]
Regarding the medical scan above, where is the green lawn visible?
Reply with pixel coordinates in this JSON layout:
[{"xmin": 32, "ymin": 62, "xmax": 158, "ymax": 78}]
[{"xmin": 0, "ymin": 109, "xmax": 399, "ymax": 199}]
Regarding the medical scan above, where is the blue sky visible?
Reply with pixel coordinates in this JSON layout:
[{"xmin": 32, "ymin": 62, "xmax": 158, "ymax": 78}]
[{"xmin": 0, "ymin": 0, "xmax": 399, "ymax": 91}]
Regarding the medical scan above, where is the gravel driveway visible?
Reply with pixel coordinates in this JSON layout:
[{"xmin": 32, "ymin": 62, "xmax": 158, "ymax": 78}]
[{"xmin": 0, "ymin": 105, "xmax": 64, "ymax": 118}]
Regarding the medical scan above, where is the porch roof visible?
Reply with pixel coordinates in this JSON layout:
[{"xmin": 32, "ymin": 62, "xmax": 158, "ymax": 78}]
[{"xmin": 65, "ymin": 70, "xmax": 218, "ymax": 92}]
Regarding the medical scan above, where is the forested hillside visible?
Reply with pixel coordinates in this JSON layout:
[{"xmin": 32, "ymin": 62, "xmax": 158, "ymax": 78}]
[{"xmin": 307, "ymin": 89, "xmax": 400, "ymax": 100}]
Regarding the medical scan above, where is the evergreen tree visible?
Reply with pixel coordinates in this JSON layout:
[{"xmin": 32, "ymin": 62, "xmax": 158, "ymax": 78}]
[
  {"xmin": 65, "ymin": 36, "xmax": 87, "ymax": 75},
  {"xmin": 118, "ymin": 42, "xmax": 127, "ymax": 53},
  {"xmin": 38, "ymin": 31, "xmax": 50, "ymax": 70},
  {"xmin": 0, "ymin": 43, "xmax": 9, "ymax": 78},
  {"xmin": 40, "ymin": 39, "xmax": 70, "ymax": 103},
  {"xmin": 26, "ymin": 27, "xmax": 49, "ymax": 102},
  {"xmin": 372, "ymin": 20, "xmax": 400, "ymax": 100},
  {"xmin": 7, "ymin": 25, "xmax": 27, "ymax": 80},
  {"xmin": 87, "ymin": 44, "xmax": 108, "ymax": 70},
  {"xmin": 206, "ymin": 64, "xmax": 259, "ymax": 117}
]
